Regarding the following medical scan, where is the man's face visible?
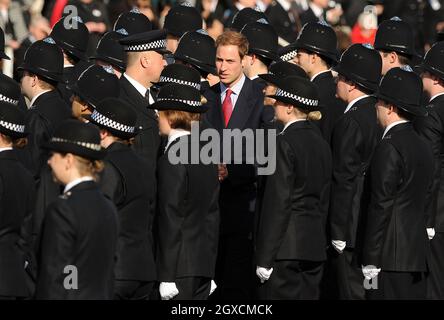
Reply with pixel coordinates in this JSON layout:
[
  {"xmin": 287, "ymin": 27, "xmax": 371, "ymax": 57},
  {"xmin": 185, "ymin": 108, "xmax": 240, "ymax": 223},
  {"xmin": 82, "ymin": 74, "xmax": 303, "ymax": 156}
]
[
  {"xmin": 312, "ymin": 0, "xmax": 329, "ymax": 9},
  {"xmin": 421, "ymin": 71, "xmax": 434, "ymax": 96},
  {"xmin": 375, "ymin": 99, "xmax": 389, "ymax": 128},
  {"xmin": 166, "ymin": 34, "xmax": 179, "ymax": 54},
  {"xmin": 71, "ymin": 95, "xmax": 91, "ymax": 120},
  {"xmin": 294, "ymin": 50, "xmax": 312, "ymax": 74},
  {"xmin": 146, "ymin": 50, "xmax": 167, "ymax": 82},
  {"xmin": 335, "ymin": 74, "xmax": 349, "ymax": 102},
  {"xmin": 30, "ymin": 22, "xmax": 50, "ymax": 41},
  {"xmin": 20, "ymin": 71, "xmax": 34, "ymax": 100},
  {"xmin": 216, "ymin": 45, "xmax": 245, "ymax": 87}
]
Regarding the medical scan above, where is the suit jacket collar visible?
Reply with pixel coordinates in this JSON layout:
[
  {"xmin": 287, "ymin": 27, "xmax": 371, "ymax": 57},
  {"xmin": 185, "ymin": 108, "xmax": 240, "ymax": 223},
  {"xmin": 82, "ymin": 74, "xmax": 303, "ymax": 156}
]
[
  {"xmin": 106, "ymin": 141, "xmax": 130, "ymax": 153},
  {"xmin": 345, "ymin": 95, "xmax": 375, "ymax": 113},
  {"xmin": 311, "ymin": 70, "xmax": 332, "ymax": 82},
  {"xmin": 120, "ymin": 76, "xmax": 157, "ymax": 121},
  {"xmin": 430, "ymin": 93, "xmax": 444, "ymax": 105},
  {"xmin": 31, "ymin": 90, "xmax": 61, "ymax": 108},
  {"xmin": 0, "ymin": 149, "xmax": 17, "ymax": 161},
  {"xmin": 382, "ymin": 122, "xmax": 412, "ymax": 139},
  {"xmin": 210, "ymin": 76, "xmax": 257, "ymax": 130},
  {"xmin": 64, "ymin": 180, "xmax": 97, "ymax": 194}
]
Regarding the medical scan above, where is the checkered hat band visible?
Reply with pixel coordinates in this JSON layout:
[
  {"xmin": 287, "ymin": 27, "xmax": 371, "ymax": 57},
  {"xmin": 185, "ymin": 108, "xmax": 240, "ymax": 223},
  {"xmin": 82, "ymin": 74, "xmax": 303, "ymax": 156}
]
[
  {"xmin": 280, "ymin": 49, "xmax": 297, "ymax": 62},
  {"xmin": 0, "ymin": 120, "xmax": 25, "ymax": 133},
  {"xmin": 159, "ymin": 76, "xmax": 201, "ymax": 90},
  {"xmin": 0, "ymin": 94, "xmax": 19, "ymax": 106},
  {"xmin": 276, "ymin": 88, "xmax": 319, "ymax": 107},
  {"xmin": 50, "ymin": 137, "xmax": 102, "ymax": 151},
  {"xmin": 124, "ymin": 39, "xmax": 167, "ymax": 52},
  {"xmin": 157, "ymin": 97, "xmax": 201, "ymax": 107},
  {"xmin": 91, "ymin": 110, "xmax": 135, "ymax": 133}
]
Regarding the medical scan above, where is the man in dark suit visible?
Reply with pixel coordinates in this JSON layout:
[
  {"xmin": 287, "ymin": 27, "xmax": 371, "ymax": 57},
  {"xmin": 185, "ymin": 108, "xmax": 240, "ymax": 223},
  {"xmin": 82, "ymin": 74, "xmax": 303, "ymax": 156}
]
[
  {"xmin": 204, "ymin": 30, "xmax": 274, "ymax": 299},
  {"xmin": 328, "ymin": 44, "xmax": 382, "ymax": 300},
  {"xmin": 362, "ymin": 67, "xmax": 433, "ymax": 299},
  {"xmin": 414, "ymin": 41, "xmax": 444, "ymax": 299},
  {"xmin": 292, "ymin": 21, "xmax": 346, "ymax": 143}
]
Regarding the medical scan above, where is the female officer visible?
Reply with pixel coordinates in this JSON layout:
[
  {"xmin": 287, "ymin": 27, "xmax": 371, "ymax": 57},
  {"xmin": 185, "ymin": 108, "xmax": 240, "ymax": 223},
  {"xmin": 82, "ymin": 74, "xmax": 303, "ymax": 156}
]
[{"xmin": 36, "ymin": 119, "xmax": 118, "ymax": 299}]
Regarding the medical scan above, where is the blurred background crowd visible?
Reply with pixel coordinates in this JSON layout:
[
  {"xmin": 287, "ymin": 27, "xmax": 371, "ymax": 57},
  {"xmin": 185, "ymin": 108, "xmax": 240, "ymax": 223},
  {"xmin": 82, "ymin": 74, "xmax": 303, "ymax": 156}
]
[{"xmin": 1, "ymin": 0, "xmax": 444, "ymax": 78}]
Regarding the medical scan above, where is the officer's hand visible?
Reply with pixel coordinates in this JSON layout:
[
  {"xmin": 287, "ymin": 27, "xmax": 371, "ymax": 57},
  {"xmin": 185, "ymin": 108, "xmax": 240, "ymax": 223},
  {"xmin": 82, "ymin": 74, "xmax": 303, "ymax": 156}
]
[
  {"xmin": 256, "ymin": 266, "xmax": 273, "ymax": 283},
  {"xmin": 331, "ymin": 240, "xmax": 346, "ymax": 253}
]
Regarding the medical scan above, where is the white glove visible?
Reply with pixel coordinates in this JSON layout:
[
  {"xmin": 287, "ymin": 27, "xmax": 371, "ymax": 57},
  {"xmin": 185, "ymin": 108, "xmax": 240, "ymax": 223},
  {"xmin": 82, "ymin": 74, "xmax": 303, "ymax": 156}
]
[
  {"xmin": 427, "ymin": 228, "xmax": 436, "ymax": 240},
  {"xmin": 256, "ymin": 266, "xmax": 273, "ymax": 283},
  {"xmin": 362, "ymin": 265, "xmax": 381, "ymax": 280},
  {"xmin": 332, "ymin": 240, "xmax": 346, "ymax": 253},
  {"xmin": 209, "ymin": 280, "xmax": 217, "ymax": 295},
  {"xmin": 159, "ymin": 282, "xmax": 179, "ymax": 300}
]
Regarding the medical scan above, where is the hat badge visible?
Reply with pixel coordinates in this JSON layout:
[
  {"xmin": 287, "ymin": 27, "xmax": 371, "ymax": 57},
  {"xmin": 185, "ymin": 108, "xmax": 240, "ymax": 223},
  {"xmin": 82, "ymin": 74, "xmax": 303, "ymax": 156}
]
[
  {"xmin": 116, "ymin": 28, "xmax": 129, "ymax": 36},
  {"xmin": 43, "ymin": 37, "xmax": 56, "ymax": 44}
]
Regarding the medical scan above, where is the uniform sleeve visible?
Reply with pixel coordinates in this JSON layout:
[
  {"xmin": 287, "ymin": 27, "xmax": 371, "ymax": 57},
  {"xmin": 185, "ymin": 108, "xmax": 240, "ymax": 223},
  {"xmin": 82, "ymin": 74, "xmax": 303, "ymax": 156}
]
[
  {"xmin": 25, "ymin": 112, "xmax": 51, "ymax": 176},
  {"xmin": 329, "ymin": 116, "xmax": 363, "ymax": 240},
  {"xmin": 99, "ymin": 161, "xmax": 124, "ymax": 205},
  {"xmin": 35, "ymin": 200, "xmax": 77, "ymax": 299},
  {"xmin": 256, "ymin": 136, "xmax": 295, "ymax": 267},
  {"xmin": 156, "ymin": 158, "xmax": 187, "ymax": 282},
  {"xmin": 362, "ymin": 142, "xmax": 402, "ymax": 267},
  {"xmin": 414, "ymin": 110, "xmax": 442, "ymax": 228}
]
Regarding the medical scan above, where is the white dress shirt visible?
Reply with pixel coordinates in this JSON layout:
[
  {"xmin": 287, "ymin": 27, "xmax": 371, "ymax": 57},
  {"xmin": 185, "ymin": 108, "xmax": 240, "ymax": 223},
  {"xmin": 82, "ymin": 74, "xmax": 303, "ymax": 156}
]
[
  {"xmin": 282, "ymin": 118, "xmax": 306, "ymax": 133},
  {"xmin": 220, "ymin": 74, "xmax": 246, "ymax": 111},
  {"xmin": 430, "ymin": 92, "xmax": 444, "ymax": 102},
  {"xmin": 0, "ymin": 147, "xmax": 13, "ymax": 153},
  {"xmin": 310, "ymin": 70, "xmax": 331, "ymax": 82}
]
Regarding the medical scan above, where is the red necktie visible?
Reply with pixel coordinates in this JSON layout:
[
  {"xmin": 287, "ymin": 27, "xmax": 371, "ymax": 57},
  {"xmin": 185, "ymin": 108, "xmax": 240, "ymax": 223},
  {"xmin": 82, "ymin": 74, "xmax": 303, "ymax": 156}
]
[{"xmin": 222, "ymin": 88, "xmax": 233, "ymax": 127}]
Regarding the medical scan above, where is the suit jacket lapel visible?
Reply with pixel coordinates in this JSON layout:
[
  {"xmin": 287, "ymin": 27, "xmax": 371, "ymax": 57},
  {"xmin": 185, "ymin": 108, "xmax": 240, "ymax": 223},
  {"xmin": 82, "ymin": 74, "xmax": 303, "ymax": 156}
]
[{"xmin": 207, "ymin": 85, "xmax": 225, "ymax": 131}]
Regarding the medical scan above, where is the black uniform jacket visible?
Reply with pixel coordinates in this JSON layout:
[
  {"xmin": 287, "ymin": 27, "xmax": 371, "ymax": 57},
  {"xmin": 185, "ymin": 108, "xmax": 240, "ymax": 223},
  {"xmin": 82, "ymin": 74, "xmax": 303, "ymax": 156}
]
[
  {"xmin": 329, "ymin": 96, "xmax": 380, "ymax": 247},
  {"xmin": 256, "ymin": 121, "xmax": 332, "ymax": 267},
  {"xmin": 35, "ymin": 181, "xmax": 118, "ymax": 299},
  {"xmin": 0, "ymin": 150, "xmax": 35, "ymax": 297},
  {"xmin": 414, "ymin": 94, "xmax": 444, "ymax": 231},
  {"xmin": 100, "ymin": 142, "xmax": 156, "ymax": 282},
  {"xmin": 21, "ymin": 90, "xmax": 72, "ymax": 176},
  {"xmin": 362, "ymin": 123, "xmax": 433, "ymax": 272},
  {"xmin": 156, "ymin": 136, "xmax": 220, "ymax": 281},
  {"xmin": 312, "ymin": 71, "xmax": 347, "ymax": 143}
]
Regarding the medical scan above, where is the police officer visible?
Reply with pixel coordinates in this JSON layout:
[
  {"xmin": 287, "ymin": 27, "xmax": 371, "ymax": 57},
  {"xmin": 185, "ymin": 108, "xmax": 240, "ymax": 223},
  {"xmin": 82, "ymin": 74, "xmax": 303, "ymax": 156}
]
[
  {"xmin": 362, "ymin": 67, "xmax": 433, "ymax": 300},
  {"xmin": 292, "ymin": 21, "xmax": 346, "ymax": 142},
  {"xmin": 36, "ymin": 119, "xmax": 118, "ymax": 299},
  {"xmin": 163, "ymin": 3, "xmax": 203, "ymax": 54},
  {"xmin": 256, "ymin": 76, "xmax": 332, "ymax": 299},
  {"xmin": 88, "ymin": 98, "xmax": 157, "ymax": 300},
  {"xmin": 90, "ymin": 29, "xmax": 128, "ymax": 78},
  {"xmin": 174, "ymin": 29, "xmax": 218, "ymax": 93},
  {"xmin": 0, "ymin": 101, "xmax": 35, "ymax": 300},
  {"xmin": 414, "ymin": 41, "xmax": 444, "ymax": 299},
  {"xmin": 374, "ymin": 17, "xmax": 420, "ymax": 75},
  {"xmin": 150, "ymin": 83, "xmax": 219, "ymax": 300},
  {"xmin": 18, "ymin": 37, "xmax": 72, "ymax": 176},
  {"xmin": 68, "ymin": 64, "xmax": 120, "ymax": 121},
  {"xmin": 50, "ymin": 17, "xmax": 91, "ymax": 106},
  {"xmin": 113, "ymin": 8, "xmax": 152, "ymax": 37},
  {"xmin": 329, "ymin": 44, "xmax": 382, "ymax": 300},
  {"xmin": 240, "ymin": 19, "xmax": 279, "ymax": 90}
]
